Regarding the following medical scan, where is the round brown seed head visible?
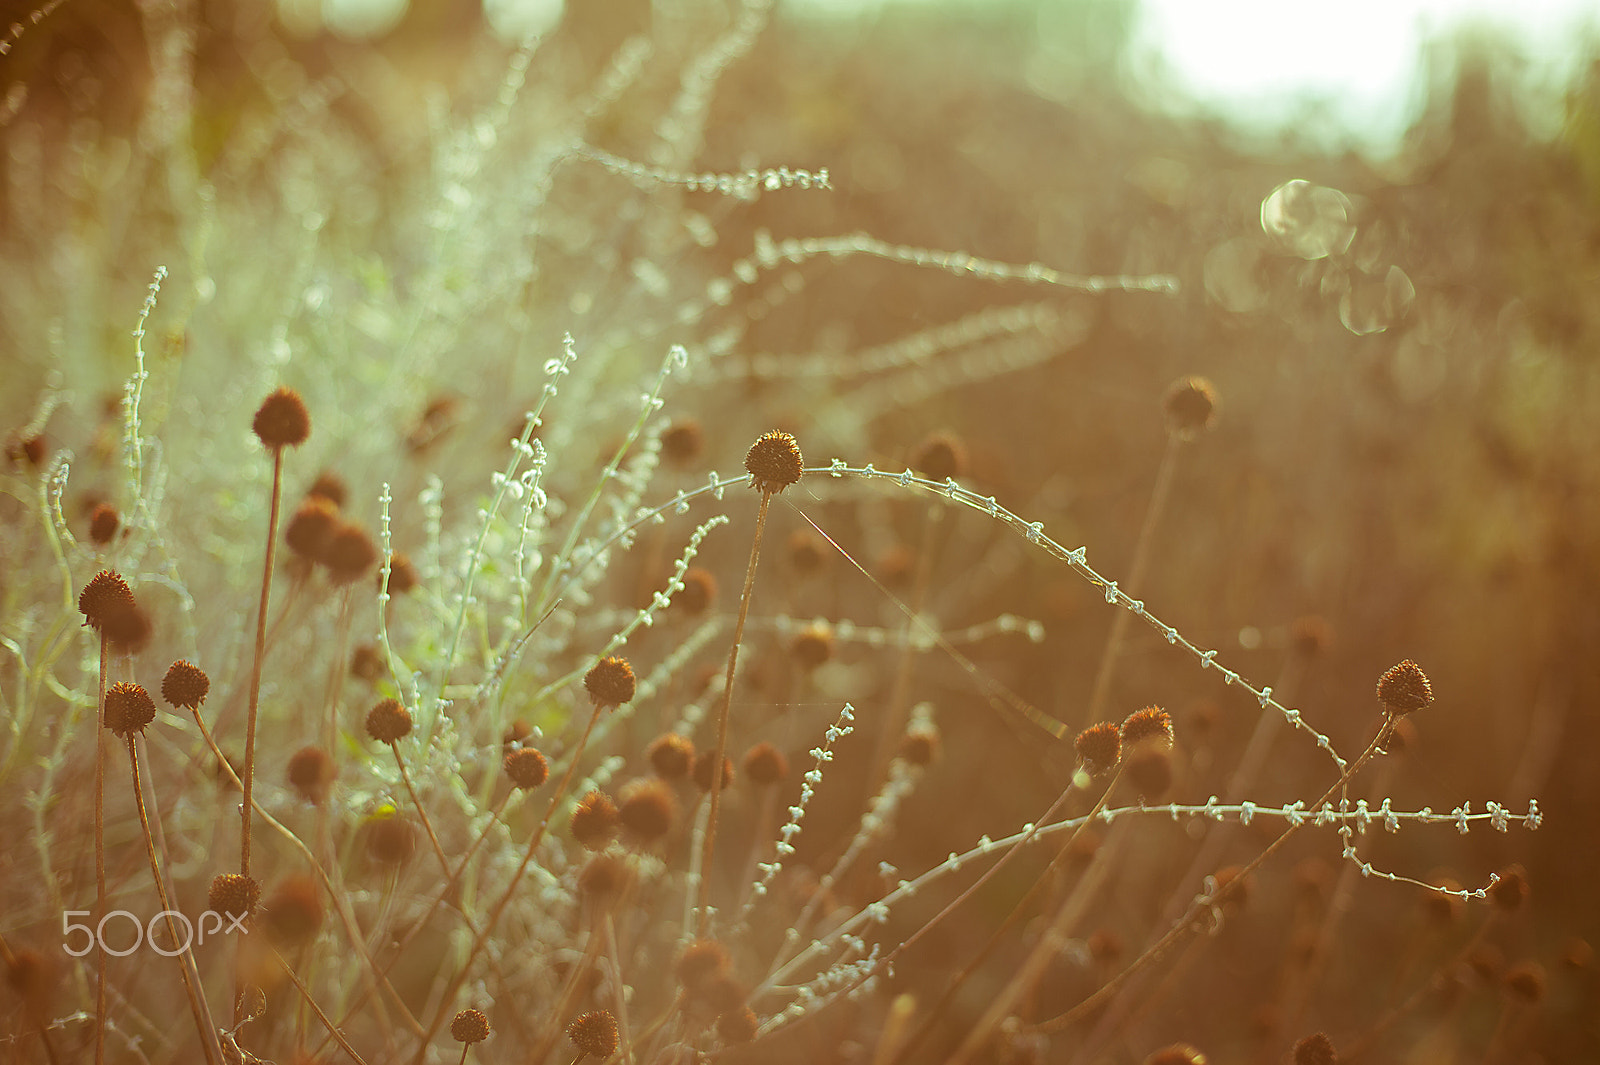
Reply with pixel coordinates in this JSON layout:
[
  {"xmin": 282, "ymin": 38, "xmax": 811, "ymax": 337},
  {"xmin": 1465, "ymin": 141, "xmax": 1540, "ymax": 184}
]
[
  {"xmin": 1504, "ymin": 961, "xmax": 1546, "ymax": 1004},
  {"xmin": 502, "ymin": 718, "xmax": 534, "ymax": 752},
  {"xmin": 570, "ymin": 791, "xmax": 619, "ymax": 850},
  {"xmin": 306, "ymin": 470, "xmax": 347, "ymax": 508},
  {"xmin": 716, "ymin": 1006, "xmax": 758, "ymax": 1046},
  {"xmin": 285, "ymin": 498, "xmax": 339, "ymax": 560},
  {"xmin": 504, "ymin": 747, "xmax": 550, "ymax": 789},
  {"xmin": 88, "ymin": 503, "xmax": 120, "ymax": 546},
  {"xmin": 661, "ymin": 419, "xmax": 705, "ymax": 465},
  {"xmin": 351, "ymin": 643, "xmax": 385, "ymax": 683},
  {"xmin": 585, "ymin": 655, "xmax": 636, "ymax": 708},
  {"xmin": 1489, "ymin": 864, "xmax": 1529, "ymax": 912},
  {"xmin": 619, "ymin": 779, "xmax": 676, "ymax": 844},
  {"xmin": 6, "ymin": 431, "xmax": 45, "ymax": 468},
  {"xmin": 567, "ymin": 1010, "xmax": 619, "ymax": 1058},
  {"xmin": 676, "ymin": 939, "xmax": 732, "ymax": 996},
  {"xmin": 579, "ymin": 852, "xmax": 632, "ymax": 900},
  {"xmin": 287, "ymin": 746, "xmax": 337, "ymax": 805},
  {"xmin": 1126, "ymin": 746, "xmax": 1173, "ymax": 801},
  {"xmin": 252, "ymin": 387, "xmax": 311, "ymax": 449},
  {"xmin": 263, "ymin": 874, "xmax": 324, "ymax": 948},
  {"xmin": 1163, "ymin": 376, "xmax": 1218, "ymax": 439},
  {"xmin": 1075, "ymin": 723, "xmax": 1122, "ymax": 776},
  {"xmin": 648, "ymin": 733, "xmax": 695, "ymax": 780},
  {"xmin": 381, "ymin": 551, "xmax": 418, "ymax": 596},
  {"xmin": 78, "ymin": 570, "xmax": 135, "ymax": 633},
  {"xmin": 899, "ymin": 723, "xmax": 941, "ymax": 767},
  {"xmin": 322, "ymin": 522, "xmax": 378, "ymax": 584},
  {"xmin": 744, "ymin": 430, "xmax": 803, "ymax": 494},
  {"xmin": 911, "ymin": 431, "xmax": 967, "ymax": 483},
  {"xmin": 1291, "ymin": 1032, "xmax": 1337, "ymax": 1065},
  {"xmin": 365, "ymin": 698, "xmax": 412, "ymax": 744},
  {"xmin": 675, "ymin": 568, "xmax": 717, "ymax": 615},
  {"xmin": 791, "ymin": 622, "xmax": 833, "ymax": 670},
  {"xmin": 1143, "ymin": 1044, "xmax": 1209, "ymax": 1065},
  {"xmin": 104, "ymin": 682, "xmax": 157, "ymax": 737},
  {"xmin": 787, "ymin": 529, "xmax": 825, "ymax": 574},
  {"xmin": 451, "ymin": 1008, "xmax": 491, "ymax": 1045},
  {"xmin": 1121, "ymin": 706, "xmax": 1174, "ymax": 750},
  {"xmin": 161, "ymin": 660, "xmax": 210, "ymax": 709},
  {"xmin": 1376, "ymin": 659, "xmax": 1433, "ymax": 715},
  {"xmin": 742, "ymin": 741, "xmax": 789, "ymax": 786},
  {"xmin": 208, "ymin": 873, "xmax": 261, "ymax": 922},
  {"xmin": 365, "ymin": 814, "xmax": 415, "ymax": 867},
  {"xmin": 693, "ymin": 750, "xmax": 735, "ymax": 793}
]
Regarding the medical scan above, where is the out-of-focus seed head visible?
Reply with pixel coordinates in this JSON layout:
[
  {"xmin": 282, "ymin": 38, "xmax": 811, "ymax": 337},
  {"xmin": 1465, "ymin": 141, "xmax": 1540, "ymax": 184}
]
[
  {"xmin": 1504, "ymin": 961, "xmax": 1546, "ymax": 1004},
  {"xmin": 504, "ymin": 747, "xmax": 550, "ymax": 789},
  {"xmin": 252, "ymin": 387, "xmax": 311, "ymax": 449},
  {"xmin": 661, "ymin": 419, "xmax": 705, "ymax": 466},
  {"xmin": 578, "ymin": 852, "xmax": 633, "ymax": 901},
  {"xmin": 618, "ymin": 778, "xmax": 677, "ymax": 844},
  {"xmin": 648, "ymin": 733, "xmax": 695, "ymax": 780},
  {"xmin": 350, "ymin": 643, "xmax": 385, "ymax": 683},
  {"xmin": 1376, "ymin": 660, "xmax": 1433, "ymax": 715},
  {"xmin": 1127, "ymin": 746, "xmax": 1173, "ymax": 801},
  {"xmin": 570, "ymin": 791, "xmax": 619, "ymax": 850},
  {"xmin": 365, "ymin": 812, "xmax": 415, "ymax": 867},
  {"xmin": 365, "ymin": 698, "xmax": 413, "ymax": 744},
  {"xmin": 88, "ymin": 503, "xmax": 120, "ymax": 546},
  {"xmin": 787, "ymin": 529, "xmax": 826, "ymax": 575},
  {"xmin": 585, "ymin": 656, "xmax": 636, "ymax": 708},
  {"xmin": 675, "ymin": 939, "xmax": 732, "ymax": 994},
  {"xmin": 263, "ymin": 874, "xmax": 324, "ymax": 948},
  {"xmin": 742, "ymin": 741, "xmax": 789, "ymax": 786},
  {"xmin": 716, "ymin": 1006, "xmax": 758, "ymax": 1045},
  {"xmin": 693, "ymin": 750, "xmax": 735, "ymax": 793},
  {"xmin": 567, "ymin": 1010, "xmax": 618, "ymax": 1058},
  {"xmin": 1489, "ymin": 864, "xmax": 1529, "ymax": 912},
  {"xmin": 322, "ymin": 522, "xmax": 378, "ymax": 584},
  {"xmin": 1075, "ymin": 723, "xmax": 1122, "ymax": 777},
  {"xmin": 1163, "ymin": 376, "xmax": 1218, "ymax": 440},
  {"xmin": 900, "ymin": 722, "xmax": 941, "ymax": 767},
  {"xmin": 208, "ymin": 873, "xmax": 261, "ymax": 922},
  {"xmin": 1290, "ymin": 615, "xmax": 1333, "ymax": 659},
  {"xmin": 381, "ymin": 551, "xmax": 418, "ymax": 596},
  {"xmin": 161, "ymin": 660, "xmax": 210, "ymax": 709},
  {"xmin": 1291, "ymin": 1032, "xmax": 1337, "ymax": 1065},
  {"xmin": 306, "ymin": 470, "xmax": 347, "ymax": 508},
  {"xmin": 451, "ymin": 1008, "xmax": 491, "ymax": 1045},
  {"xmin": 104, "ymin": 682, "xmax": 157, "ymax": 737},
  {"xmin": 675, "ymin": 568, "xmax": 717, "ymax": 615},
  {"xmin": 791, "ymin": 621, "xmax": 834, "ymax": 671},
  {"xmin": 744, "ymin": 430, "xmax": 804, "ymax": 494},
  {"xmin": 1421, "ymin": 876, "xmax": 1466, "ymax": 926},
  {"xmin": 285, "ymin": 498, "xmax": 339, "ymax": 561},
  {"xmin": 287, "ymin": 747, "xmax": 337, "ymax": 805},
  {"xmin": 911, "ymin": 431, "xmax": 967, "ymax": 483}
]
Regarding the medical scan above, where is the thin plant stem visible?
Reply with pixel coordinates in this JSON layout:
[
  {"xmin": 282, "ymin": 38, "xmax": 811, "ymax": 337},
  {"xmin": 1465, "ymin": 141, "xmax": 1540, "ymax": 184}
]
[
  {"xmin": 244, "ymin": 446, "xmax": 287, "ymax": 877},
  {"xmin": 273, "ymin": 946, "xmax": 373, "ymax": 1065},
  {"xmin": 698, "ymin": 488, "xmax": 774, "ymax": 934},
  {"xmin": 390, "ymin": 744, "xmax": 454, "ymax": 880},
  {"xmin": 94, "ymin": 632, "xmax": 107, "ymax": 1065}
]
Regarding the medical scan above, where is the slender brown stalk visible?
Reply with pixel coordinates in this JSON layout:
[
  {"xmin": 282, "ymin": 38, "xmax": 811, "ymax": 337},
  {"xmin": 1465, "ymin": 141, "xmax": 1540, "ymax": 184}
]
[
  {"xmin": 243, "ymin": 445, "xmax": 286, "ymax": 878},
  {"xmin": 93, "ymin": 633, "xmax": 107, "ymax": 1065},
  {"xmin": 390, "ymin": 744, "xmax": 453, "ymax": 879}
]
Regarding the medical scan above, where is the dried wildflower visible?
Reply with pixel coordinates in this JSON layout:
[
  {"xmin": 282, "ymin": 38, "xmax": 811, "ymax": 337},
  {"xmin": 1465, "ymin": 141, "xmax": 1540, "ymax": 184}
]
[
  {"xmin": 791, "ymin": 621, "xmax": 833, "ymax": 670},
  {"xmin": 742, "ymin": 741, "xmax": 788, "ymax": 786},
  {"xmin": 252, "ymin": 387, "xmax": 311, "ymax": 449},
  {"xmin": 570, "ymin": 791, "xmax": 619, "ymax": 850},
  {"xmin": 1163, "ymin": 376, "xmax": 1218, "ymax": 439},
  {"xmin": 88, "ymin": 503, "xmax": 120, "ymax": 546},
  {"xmin": 366, "ymin": 814, "xmax": 415, "ymax": 867},
  {"xmin": 504, "ymin": 747, "xmax": 550, "ymax": 789},
  {"xmin": 287, "ymin": 747, "xmax": 336, "ymax": 805},
  {"xmin": 676, "ymin": 939, "xmax": 732, "ymax": 993},
  {"xmin": 451, "ymin": 1008, "xmax": 491, "ymax": 1044},
  {"xmin": 676, "ymin": 567, "xmax": 717, "ymax": 615},
  {"xmin": 1291, "ymin": 1032, "xmax": 1337, "ymax": 1065},
  {"xmin": 306, "ymin": 470, "xmax": 347, "ymax": 508},
  {"xmin": 693, "ymin": 750, "xmax": 735, "ymax": 793},
  {"xmin": 1127, "ymin": 746, "xmax": 1173, "ymax": 800},
  {"xmin": 1504, "ymin": 961, "xmax": 1545, "ymax": 1003},
  {"xmin": 1376, "ymin": 660, "xmax": 1432, "ymax": 715},
  {"xmin": 744, "ymin": 430, "xmax": 803, "ymax": 493},
  {"xmin": 1121, "ymin": 706, "xmax": 1174, "ymax": 750},
  {"xmin": 661, "ymin": 419, "xmax": 705, "ymax": 465},
  {"xmin": 716, "ymin": 1006, "xmax": 758, "ymax": 1045},
  {"xmin": 365, "ymin": 698, "xmax": 413, "ymax": 744},
  {"xmin": 567, "ymin": 1010, "xmax": 619, "ymax": 1058},
  {"xmin": 1075, "ymin": 723, "xmax": 1122, "ymax": 776},
  {"xmin": 1489, "ymin": 864, "xmax": 1529, "ymax": 912},
  {"xmin": 911, "ymin": 431, "xmax": 967, "ymax": 482},
  {"xmin": 104, "ymin": 682, "xmax": 157, "ymax": 737},
  {"xmin": 322, "ymin": 522, "xmax": 378, "ymax": 584},
  {"xmin": 350, "ymin": 643, "xmax": 385, "ymax": 683},
  {"xmin": 584, "ymin": 656, "xmax": 636, "ymax": 708},
  {"xmin": 900, "ymin": 722, "xmax": 941, "ymax": 767},
  {"xmin": 208, "ymin": 873, "xmax": 260, "ymax": 922},
  {"xmin": 285, "ymin": 498, "xmax": 339, "ymax": 560},
  {"xmin": 78, "ymin": 570, "xmax": 134, "ymax": 633},
  {"xmin": 161, "ymin": 660, "xmax": 210, "ymax": 709},
  {"xmin": 5, "ymin": 431, "xmax": 45, "ymax": 467},
  {"xmin": 648, "ymin": 733, "xmax": 695, "ymax": 780},
  {"xmin": 579, "ymin": 853, "xmax": 632, "ymax": 900},
  {"xmin": 263, "ymin": 874, "xmax": 324, "ymax": 948},
  {"xmin": 381, "ymin": 551, "xmax": 418, "ymax": 596},
  {"xmin": 619, "ymin": 779, "xmax": 676, "ymax": 844}
]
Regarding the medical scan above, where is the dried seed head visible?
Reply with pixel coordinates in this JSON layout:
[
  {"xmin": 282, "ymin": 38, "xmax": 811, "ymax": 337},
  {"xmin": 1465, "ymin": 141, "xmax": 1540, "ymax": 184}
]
[
  {"xmin": 322, "ymin": 522, "xmax": 378, "ymax": 584},
  {"xmin": 350, "ymin": 643, "xmax": 385, "ymax": 683},
  {"xmin": 570, "ymin": 791, "xmax": 619, "ymax": 850},
  {"xmin": 252, "ymin": 387, "xmax": 311, "ymax": 449},
  {"xmin": 567, "ymin": 1010, "xmax": 619, "ymax": 1058},
  {"xmin": 911, "ymin": 431, "xmax": 967, "ymax": 483},
  {"xmin": 693, "ymin": 750, "xmax": 735, "ymax": 793},
  {"xmin": 1143, "ymin": 1044, "xmax": 1209, "ymax": 1065},
  {"xmin": 502, "ymin": 718, "xmax": 534, "ymax": 752},
  {"xmin": 104, "ymin": 682, "xmax": 157, "ymax": 737},
  {"xmin": 742, "ymin": 741, "xmax": 789, "ymax": 786},
  {"xmin": 381, "ymin": 552, "xmax": 418, "ymax": 596},
  {"xmin": 1504, "ymin": 961, "xmax": 1546, "ymax": 1004},
  {"xmin": 504, "ymin": 747, "xmax": 550, "ymax": 789},
  {"xmin": 744, "ymin": 430, "xmax": 804, "ymax": 494},
  {"xmin": 451, "ymin": 1008, "xmax": 491, "ymax": 1044},
  {"xmin": 365, "ymin": 813, "xmax": 415, "ymax": 867},
  {"xmin": 1290, "ymin": 615, "xmax": 1333, "ymax": 659},
  {"xmin": 161, "ymin": 660, "xmax": 210, "ymax": 709},
  {"xmin": 365, "ymin": 698, "xmax": 413, "ymax": 744},
  {"xmin": 648, "ymin": 733, "xmax": 695, "ymax": 780},
  {"xmin": 675, "ymin": 939, "xmax": 732, "ymax": 993},
  {"xmin": 1126, "ymin": 746, "xmax": 1173, "ymax": 800},
  {"xmin": 716, "ymin": 1006, "xmax": 758, "ymax": 1045},
  {"xmin": 1291, "ymin": 1032, "xmax": 1337, "ymax": 1065},
  {"xmin": 579, "ymin": 852, "xmax": 632, "ymax": 900},
  {"xmin": 1376, "ymin": 660, "xmax": 1433, "ymax": 715},
  {"xmin": 208, "ymin": 873, "xmax": 261, "ymax": 922},
  {"xmin": 1121, "ymin": 706, "xmax": 1174, "ymax": 751},
  {"xmin": 263, "ymin": 874, "xmax": 324, "ymax": 948},
  {"xmin": 675, "ymin": 568, "xmax": 717, "ymax": 615},
  {"xmin": 791, "ymin": 621, "xmax": 833, "ymax": 670},
  {"xmin": 6, "ymin": 431, "xmax": 45, "ymax": 468},
  {"xmin": 1075, "ymin": 723, "xmax": 1122, "ymax": 776},
  {"xmin": 661, "ymin": 419, "xmax": 705, "ymax": 465},
  {"xmin": 1489, "ymin": 864, "xmax": 1529, "ymax": 912},
  {"xmin": 306, "ymin": 471, "xmax": 347, "ymax": 508},
  {"xmin": 1163, "ymin": 376, "xmax": 1218, "ymax": 439},
  {"xmin": 899, "ymin": 722, "xmax": 941, "ymax": 766},
  {"xmin": 787, "ymin": 529, "xmax": 825, "ymax": 574},
  {"xmin": 619, "ymin": 779, "xmax": 677, "ymax": 844},
  {"xmin": 78, "ymin": 570, "xmax": 138, "ymax": 639},
  {"xmin": 88, "ymin": 503, "xmax": 120, "ymax": 546},
  {"xmin": 584, "ymin": 656, "xmax": 636, "ymax": 708},
  {"xmin": 285, "ymin": 498, "xmax": 339, "ymax": 560},
  {"xmin": 287, "ymin": 747, "xmax": 337, "ymax": 805}
]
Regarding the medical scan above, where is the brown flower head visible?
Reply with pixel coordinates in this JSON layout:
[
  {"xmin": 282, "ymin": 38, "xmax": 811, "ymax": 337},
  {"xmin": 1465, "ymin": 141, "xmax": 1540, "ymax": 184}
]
[
  {"xmin": 578, "ymin": 852, "xmax": 633, "ymax": 901},
  {"xmin": 584, "ymin": 656, "xmax": 636, "ymax": 708},
  {"xmin": 350, "ymin": 643, "xmax": 385, "ymax": 683},
  {"xmin": 365, "ymin": 813, "xmax": 415, "ymax": 867},
  {"xmin": 104, "ymin": 682, "xmax": 157, "ymax": 737},
  {"xmin": 322, "ymin": 522, "xmax": 378, "ymax": 584},
  {"xmin": 1376, "ymin": 660, "xmax": 1432, "ymax": 715},
  {"xmin": 570, "ymin": 791, "xmax": 619, "ymax": 850},
  {"xmin": 1489, "ymin": 864, "xmax": 1529, "ymax": 912},
  {"xmin": 365, "ymin": 698, "xmax": 413, "ymax": 744},
  {"xmin": 1291, "ymin": 1033, "xmax": 1337, "ymax": 1065},
  {"xmin": 675, "ymin": 568, "xmax": 717, "ymax": 615},
  {"xmin": 208, "ymin": 873, "xmax": 261, "ymax": 922},
  {"xmin": 252, "ymin": 387, "xmax": 311, "ymax": 449},
  {"xmin": 911, "ymin": 431, "xmax": 967, "ymax": 483},
  {"xmin": 1121, "ymin": 706, "xmax": 1174, "ymax": 750},
  {"xmin": 504, "ymin": 747, "xmax": 550, "ymax": 789},
  {"xmin": 693, "ymin": 750, "xmax": 735, "ymax": 793},
  {"xmin": 1163, "ymin": 376, "xmax": 1218, "ymax": 439},
  {"xmin": 1127, "ymin": 746, "xmax": 1173, "ymax": 801},
  {"xmin": 306, "ymin": 470, "xmax": 347, "ymax": 508},
  {"xmin": 567, "ymin": 1010, "xmax": 619, "ymax": 1058},
  {"xmin": 287, "ymin": 746, "xmax": 337, "ymax": 805},
  {"xmin": 619, "ymin": 779, "xmax": 677, "ymax": 844},
  {"xmin": 791, "ymin": 621, "xmax": 833, "ymax": 671},
  {"xmin": 263, "ymin": 874, "xmax": 324, "ymax": 948},
  {"xmin": 716, "ymin": 1007, "xmax": 758, "ymax": 1045},
  {"xmin": 1075, "ymin": 723, "xmax": 1122, "ymax": 776},
  {"xmin": 381, "ymin": 551, "xmax": 418, "ymax": 596},
  {"xmin": 451, "ymin": 1008, "xmax": 491, "ymax": 1045},
  {"xmin": 787, "ymin": 529, "xmax": 825, "ymax": 574},
  {"xmin": 285, "ymin": 498, "xmax": 339, "ymax": 561},
  {"xmin": 661, "ymin": 419, "xmax": 705, "ymax": 465},
  {"xmin": 744, "ymin": 430, "xmax": 803, "ymax": 494},
  {"xmin": 161, "ymin": 660, "xmax": 210, "ymax": 709},
  {"xmin": 88, "ymin": 503, "xmax": 120, "ymax": 546},
  {"xmin": 742, "ymin": 741, "xmax": 789, "ymax": 786},
  {"xmin": 1290, "ymin": 615, "xmax": 1333, "ymax": 659},
  {"xmin": 648, "ymin": 733, "xmax": 695, "ymax": 780},
  {"xmin": 675, "ymin": 939, "xmax": 732, "ymax": 994},
  {"xmin": 79, "ymin": 570, "xmax": 134, "ymax": 630}
]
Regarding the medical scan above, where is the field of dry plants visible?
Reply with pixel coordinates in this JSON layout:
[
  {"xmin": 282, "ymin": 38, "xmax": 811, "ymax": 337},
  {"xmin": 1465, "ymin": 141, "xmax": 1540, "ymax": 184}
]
[{"xmin": 1, "ymin": 0, "xmax": 1596, "ymax": 1062}]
